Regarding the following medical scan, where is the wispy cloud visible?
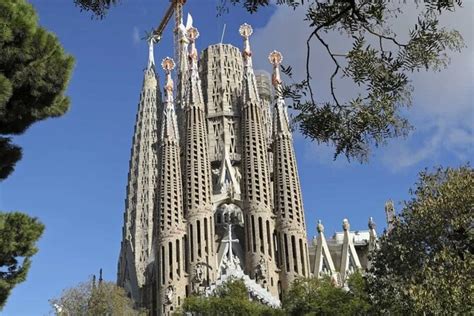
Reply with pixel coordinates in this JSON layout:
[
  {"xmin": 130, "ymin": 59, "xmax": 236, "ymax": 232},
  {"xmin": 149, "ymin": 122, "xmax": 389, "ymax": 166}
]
[{"xmin": 132, "ymin": 26, "xmax": 140, "ymax": 45}]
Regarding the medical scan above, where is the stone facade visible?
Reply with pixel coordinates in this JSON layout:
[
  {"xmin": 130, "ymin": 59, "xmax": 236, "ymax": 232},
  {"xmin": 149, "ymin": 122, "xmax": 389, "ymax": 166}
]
[{"xmin": 118, "ymin": 21, "xmax": 374, "ymax": 315}]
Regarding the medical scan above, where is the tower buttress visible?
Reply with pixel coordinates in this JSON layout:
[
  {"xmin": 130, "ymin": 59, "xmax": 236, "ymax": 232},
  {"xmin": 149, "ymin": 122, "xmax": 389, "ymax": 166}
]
[
  {"xmin": 270, "ymin": 51, "xmax": 310, "ymax": 290},
  {"xmin": 239, "ymin": 24, "xmax": 279, "ymax": 297},
  {"xmin": 118, "ymin": 38, "xmax": 161, "ymax": 305},
  {"xmin": 155, "ymin": 58, "xmax": 187, "ymax": 315},
  {"xmin": 182, "ymin": 26, "xmax": 217, "ymax": 293}
]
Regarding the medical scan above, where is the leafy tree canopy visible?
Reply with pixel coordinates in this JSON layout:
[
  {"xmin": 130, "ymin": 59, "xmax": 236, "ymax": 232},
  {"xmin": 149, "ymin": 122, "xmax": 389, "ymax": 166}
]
[
  {"xmin": 368, "ymin": 165, "xmax": 474, "ymax": 314},
  {"xmin": 181, "ymin": 278, "xmax": 280, "ymax": 316},
  {"xmin": 0, "ymin": 0, "xmax": 74, "ymax": 179},
  {"xmin": 50, "ymin": 278, "xmax": 147, "ymax": 315},
  {"xmin": 283, "ymin": 273, "xmax": 371, "ymax": 316},
  {"xmin": 0, "ymin": 212, "xmax": 44, "ymax": 309},
  {"xmin": 74, "ymin": 0, "xmax": 464, "ymax": 162}
]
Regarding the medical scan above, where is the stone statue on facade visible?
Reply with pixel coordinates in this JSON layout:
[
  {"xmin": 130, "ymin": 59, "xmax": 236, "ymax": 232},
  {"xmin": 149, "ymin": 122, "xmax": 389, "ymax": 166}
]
[
  {"xmin": 164, "ymin": 285, "xmax": 174, "ymax": 305},
  {"xmin": 193, "ymin": 263, "xmax": 204, "ymax": 284},
  {"xmin": 255, "ymin": 256, "xmax": 267, "ymax": 281}
]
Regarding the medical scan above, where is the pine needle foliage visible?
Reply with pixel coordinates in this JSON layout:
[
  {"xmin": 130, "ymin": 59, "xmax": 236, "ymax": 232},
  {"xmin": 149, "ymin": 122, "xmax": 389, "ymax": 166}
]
[
  {"xmin": 0, "ymin": 0, "xmax": 74, "ymax": 179},
  {"xmin": 0, "ymin": 212, "xmax": 44, "ymax": 309}
]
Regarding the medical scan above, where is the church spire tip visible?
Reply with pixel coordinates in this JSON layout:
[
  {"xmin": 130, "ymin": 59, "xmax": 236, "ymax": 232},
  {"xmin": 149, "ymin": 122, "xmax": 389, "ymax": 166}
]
[
  {"xmin": 162, "ymin": 57, "xmax": 175, "ymax": 102},
  {"xmin": 147, "ymin": 36, "xmax": 156, "ymax": 69},
  {"xmin": 187, "ymin": 26, "xmax": 200, "ymax": 64},
  {"xmin": 269, "ymin": 50, "xmax": 283, "ymax": 94},
  {"xmin": 240, "ymin": 23, "xmax": 253, "ymax": 67}
]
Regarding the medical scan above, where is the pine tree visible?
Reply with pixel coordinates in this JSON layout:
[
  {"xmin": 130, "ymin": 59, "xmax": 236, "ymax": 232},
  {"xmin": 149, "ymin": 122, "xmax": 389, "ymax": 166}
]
[
  {"xmin": 0, "ymin": 212, "xmax": 44, "ymax": 309},
  {"xmin": 0, "ymin": 0, "xmax": 74, "ymax": 179}
]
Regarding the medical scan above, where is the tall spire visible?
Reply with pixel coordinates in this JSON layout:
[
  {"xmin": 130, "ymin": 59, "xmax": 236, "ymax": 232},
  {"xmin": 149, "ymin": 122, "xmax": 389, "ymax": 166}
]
[
  {"xmin": 240, "ymin": 23, "xmax": 259, "ymax": 103},
  {"xmin": 182, "ymin": 24, "xmax": 217, "ymax": 292},
  {"xmin": 147, "ymin": 36, "xmax": 156, "ymax": 69},
  {"xmin": 239, "ymin": 23, "xmax": 279, "ymax": 297},
  {"xmin": 117, "ymin": 39, "xmax": 161, "ymax": 304},
  {"xmin": 270, "ymin": 50, "xmax": 309, "ymax": 290},
  {"xmin": 269, "ymin": 51, "xmax": 289, "ymax": 133},
  {"xmin": 185, "ymin": 25, "xmax": 204, "ymax": 106},
  {"xmin": 155, "ymin": 57, "xmax": 187, "ymax": 314}
]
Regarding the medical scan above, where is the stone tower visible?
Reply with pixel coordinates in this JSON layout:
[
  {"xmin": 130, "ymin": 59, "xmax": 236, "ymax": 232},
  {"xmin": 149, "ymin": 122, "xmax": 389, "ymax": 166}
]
[
  {"xmin": 269, "ymin": 51, "xmax": 310, "ymax": 290},
  {"xmin": 155, "ymin": 57, "xmax": 187, "ymax": 315},
  {"xmin": 117, "ymin": 20, "xmax": 310, "ymax": 315},
  {"xmin": 117, "ymin": 39, "xmax": 161, "ymax": 305}
]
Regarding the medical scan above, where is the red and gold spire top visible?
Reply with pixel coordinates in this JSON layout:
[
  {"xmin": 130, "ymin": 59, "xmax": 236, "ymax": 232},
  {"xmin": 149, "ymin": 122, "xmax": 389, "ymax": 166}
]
[
  {"xmin": 269, "ymin": 50, "xmax": 283, "ymax": 95},
  {"xmin": 160, "ymin": 57, "xmax": 179, "ymax": 141},
  {"xmin": 269, "ymin": 50, "xmax": 289, "ymax": 133},
  {"xmin": 162, "ymin": 57, "xmax": 175, "ymax": 103},
  {"xmin": 239, "ymin": 23, "xmax": 253, "ymax": 67}
]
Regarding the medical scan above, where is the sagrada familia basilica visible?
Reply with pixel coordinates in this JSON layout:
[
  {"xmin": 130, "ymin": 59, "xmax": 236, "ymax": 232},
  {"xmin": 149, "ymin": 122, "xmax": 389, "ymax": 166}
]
[{"xmin": 117, "ymin": 12, "xmax": 385, "ymax": 315}]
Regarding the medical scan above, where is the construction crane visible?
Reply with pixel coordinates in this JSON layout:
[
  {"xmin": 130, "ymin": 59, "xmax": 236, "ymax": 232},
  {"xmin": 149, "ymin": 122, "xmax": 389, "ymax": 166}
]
[{"xmin": 152, "ymin": 0, "xmax": 186, "ymax": 48}]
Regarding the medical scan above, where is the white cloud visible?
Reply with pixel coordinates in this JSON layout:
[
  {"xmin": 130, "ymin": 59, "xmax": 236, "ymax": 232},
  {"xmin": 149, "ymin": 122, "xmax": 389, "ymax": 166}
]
[
  {"xmin": 251, "ymin": 3, "xmax": 474, "ymax": 170},
  {"xmin": 132, "ymin": 26, "xmax": 140, "ymax": 45}
]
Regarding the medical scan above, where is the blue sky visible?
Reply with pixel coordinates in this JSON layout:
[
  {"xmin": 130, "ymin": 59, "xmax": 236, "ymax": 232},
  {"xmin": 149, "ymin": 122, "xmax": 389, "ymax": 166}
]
[{"xmin": 1, "ymin": 0, "xmax": 472, "ymax": 314}]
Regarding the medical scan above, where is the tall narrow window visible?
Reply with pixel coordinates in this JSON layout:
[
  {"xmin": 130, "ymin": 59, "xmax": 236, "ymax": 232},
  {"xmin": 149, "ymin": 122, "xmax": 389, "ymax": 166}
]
[
  {"xmin": 176, "ymin": 239, "xmax": 181, "ymax": 276},
  {"xmin": 190, "ymin": 224, "xmax": 194, "ymax": 262},
  {"xmin": 169, "ymin": 242, "xmax": 173, "ymax": 279},
  {"xmin": 246, "ymin": 215, "xmax": 251, "ymax": 251},
  {"xmin": 258, "ymin": 217, "xmax": 264, "ymax": 254},
  {"xmin": 184, "ymin": 235, "xmax": 189, "ymax": 273},
  {"xmin": 299, "ymin": 238, "xmax": 306, "ymax": 276},
  {"xmin": 161, "ymin": 246, "xmax": 165, "ymax": 284},
  {"xmin": 291, "ymin": 235, "xmax": 298, "ymax": 273},
  {"xmin": 284, "ymin": 234, "xmax": 289, "ymax": 272},
  {"xmin": 251, "ymin": 216, "xmax": 256, "ymax": 252},
  {"xmin": 204, "ymin": 218, "xmax": 209, "ymax": 255},
  {"xmin": 266, "ymin": 220, "xmax": 272, "ymax": 258},
  {"xmin": 197, "ymin": 220, "xmax": 202, "ymax": 257}
]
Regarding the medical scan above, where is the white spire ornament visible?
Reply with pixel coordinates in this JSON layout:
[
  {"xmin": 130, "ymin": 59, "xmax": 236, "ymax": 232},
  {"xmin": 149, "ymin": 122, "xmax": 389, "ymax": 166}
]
[
  {"xmin": 187, "ymin": 26, "xmax": 200, "ymax": 65},
  {"xmin": 147, "ymin": 36, "xmax": 156, "ymax": 69}
]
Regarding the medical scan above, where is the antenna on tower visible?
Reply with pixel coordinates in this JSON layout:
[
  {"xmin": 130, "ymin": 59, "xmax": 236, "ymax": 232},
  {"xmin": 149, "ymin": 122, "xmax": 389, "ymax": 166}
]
[{"xmin": 220, "ymin": 24, "xmax": 227, "ymax": 44}]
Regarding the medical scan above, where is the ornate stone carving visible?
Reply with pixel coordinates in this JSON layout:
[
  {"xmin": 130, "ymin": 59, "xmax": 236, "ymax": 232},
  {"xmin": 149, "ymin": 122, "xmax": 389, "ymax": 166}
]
[
  {"xmin": 164, "ymin": 285, "xmax": 174, "ymax": 305},
  {"xmin": 255, "ymin": 256, "xmax": 267, "ymax": 281}
]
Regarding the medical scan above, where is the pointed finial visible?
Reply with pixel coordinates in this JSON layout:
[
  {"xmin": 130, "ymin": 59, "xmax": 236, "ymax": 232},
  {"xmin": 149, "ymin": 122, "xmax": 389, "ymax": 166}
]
[
  {"xmin": 187, "ymin": 26, "xmax": 200, "ymax": 63},
  {"xmin": 317, "ymin": 220, "xmax": 324, "ymax": 233},
  {"xmin": 239, "ymin": 23, "xmax": 253, "ymax": 64},
  {"xmin": 368, "ymin": 217, "xmax": 376, "ymax": 230},
  {"xmin": 162, "ymin": 57, "xmax": 176, "ymax": 101},
  {"xmin": 269, "ymin": 50, "xmax": 283, "ymax": 93},
  {"xmin": 342, "ymin": 218, "xmax": 350, "ymax": 231},
  {"xmin": 147, "ymin": 36, "xmax": 156, "ymax": 69}
]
